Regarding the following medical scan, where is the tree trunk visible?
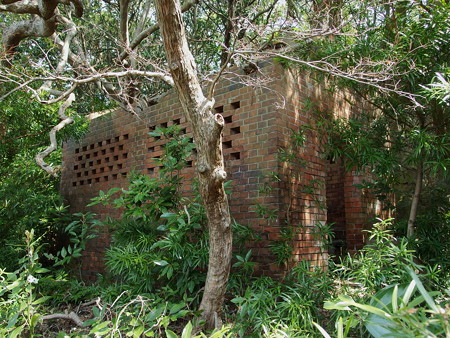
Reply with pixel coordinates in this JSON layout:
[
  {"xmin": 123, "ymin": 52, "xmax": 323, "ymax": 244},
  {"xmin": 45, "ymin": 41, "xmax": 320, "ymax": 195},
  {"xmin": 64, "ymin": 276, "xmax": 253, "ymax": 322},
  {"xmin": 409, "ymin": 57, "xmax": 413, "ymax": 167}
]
[
  {"xmin": 407, "ymin": 162, "xmax": 423, "ymax": 237},
  {"xmin": 154, "ymin": 0, "xmax": 233, "ymax": 329}
]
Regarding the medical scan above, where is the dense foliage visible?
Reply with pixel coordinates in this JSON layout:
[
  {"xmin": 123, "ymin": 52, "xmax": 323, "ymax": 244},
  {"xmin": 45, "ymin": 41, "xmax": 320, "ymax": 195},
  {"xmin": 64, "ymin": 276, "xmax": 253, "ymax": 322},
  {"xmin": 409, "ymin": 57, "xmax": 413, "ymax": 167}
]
[{"xmin": 1, "ymin": 0, "xmax": 449, "ymax": 336}]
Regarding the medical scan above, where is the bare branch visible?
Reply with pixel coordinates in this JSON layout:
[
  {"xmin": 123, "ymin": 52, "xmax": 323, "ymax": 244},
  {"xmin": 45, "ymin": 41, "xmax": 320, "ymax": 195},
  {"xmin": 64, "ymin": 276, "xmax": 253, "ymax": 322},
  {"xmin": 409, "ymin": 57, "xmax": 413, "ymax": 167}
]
[
  {"xmin": 40, "ymin": 311, "xmax": 84, "ymax": 327},
  {"xmin": 59, "ymin": 69, "xmax": 174, "ymax": 87},
  {"xmin": 239, "ymin": 49, "xmax": 422, "ymax": 103},
  {"xmin": 35, "ymin": 93, "xmax": 75, "ymax": 176},
  {"xmin": 40, "ymin": 19, "xmax": 77, "ymax": 92},
  {"xmin": 207, "ymin": 50, "xmax": 234, "ymax": 99},
  {"xmin": 0, "ymin": 1, "xmax": 39, "ymax": 15},
  {"xmin": 57, "ymin": 0, "xmax": 83, "ymax": 18},
  {"xmin": 3, "ymin": 15, "xmax": 57, "ymax": 52},
  {"xmin": 1, "ymin": 0, "xmax": 83, "ymax": 53},
  {"xmin": 1, "ymin": 69, "xmax": 173, "ymax": 103},
  {"xmin": 86, "ymin": 109, "xmax": 114, "ymax": 120}
]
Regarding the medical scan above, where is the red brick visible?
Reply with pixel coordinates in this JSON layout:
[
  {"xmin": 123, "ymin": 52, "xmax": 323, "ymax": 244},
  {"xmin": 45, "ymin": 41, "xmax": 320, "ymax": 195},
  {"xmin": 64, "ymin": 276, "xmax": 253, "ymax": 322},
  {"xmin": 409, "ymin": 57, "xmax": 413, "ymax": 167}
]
[{"xmin": 61, "ymin": 62, "xmax": 381, "ymax": 280}]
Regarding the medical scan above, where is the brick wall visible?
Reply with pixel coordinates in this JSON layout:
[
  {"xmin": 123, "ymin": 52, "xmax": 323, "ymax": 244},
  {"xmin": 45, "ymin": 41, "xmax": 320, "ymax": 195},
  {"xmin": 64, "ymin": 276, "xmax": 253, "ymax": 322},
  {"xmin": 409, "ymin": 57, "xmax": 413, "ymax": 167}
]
[{"xmin": 61, "ymin": 61, "xmax": 384, "ymax": 280}]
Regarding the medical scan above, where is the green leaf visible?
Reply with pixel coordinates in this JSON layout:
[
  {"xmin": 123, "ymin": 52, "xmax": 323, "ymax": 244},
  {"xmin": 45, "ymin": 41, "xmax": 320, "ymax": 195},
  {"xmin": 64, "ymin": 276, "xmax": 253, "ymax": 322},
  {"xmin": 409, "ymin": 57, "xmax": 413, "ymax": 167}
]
[
  {"xmin": 30, "ymin": 314, "xmax": 40, "ymax": 329},
  {"xmin": 161, "ymin": 212, "xmax": 176, "ymax": 219},
  {"xmin": 132, "ymin": 325, "xmax": 145, "ymax": 338},
  {"xmin": 154, "ymin": 260, "xmax": 169, "ymax": 266},
  {"xmin": 169, "ymin": 303, "xmax": 185, "ymax": 315},
  {"xmin": 402, "ymin": 280, "xmax": 417, "ymax": 305},
  {"xmin": 165, "ymin": 330, "xmax": 178, "ymax": 338},
  {"xmin": 92, "ymin": 306, "xmax": 101, "ymax": 318},
  {"xmin": 167, "ymin": 266, "xmax": 173, "ymax": 279},
  {"xmin": 231, "ymin": 297, "xmax": 245, "ymax": 304},
  {"xmin": 83, "ymin": 318, "xmax": 98, "ymax": 327},
  {"xmin": 312, "ymin": 321, "xmax": 331, "ymax": 338},
  {"xmin": 8, "ymin": 325, "xmax": 24, "ymax": 338},
  {"xmin": 407, "ymin": 267, "xmax": 439, "ymax": 312},
  {"xmin": 34, "ymin": 267, "xmax": 50, "ymax": 274},
  {"xmin": 146, "ymin": 307, "xmax": 164, "ymax": 322},
  {"xmin": 7, "ymin": 313, "xmax": 19, "ymax": 329},
  {"xmin": 181, "ymin": 321, "xmax": 193, "ymax": 338},
  {"xmin": 89, "ymin": 320, "xmax": 112, "ymax": 335},
  {"xmin": 32, "ymin": 296, "xmax": 51, "ymax": 305},
  {"xmin": 392, "ymin": 285, "xmax": 398, "ymax": 312},
  {"xmin": 324, "ymin": 300, "xmax": 351, "ymax": 311}
]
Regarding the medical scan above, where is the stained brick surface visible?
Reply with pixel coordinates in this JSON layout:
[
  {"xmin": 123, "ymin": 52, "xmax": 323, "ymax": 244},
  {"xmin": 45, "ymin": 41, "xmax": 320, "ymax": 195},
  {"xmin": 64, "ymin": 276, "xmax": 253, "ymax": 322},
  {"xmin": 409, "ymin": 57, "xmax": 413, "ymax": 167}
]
[{"xmin": 61, "ymin": 62, "xmax": 386, "ymax": 281}]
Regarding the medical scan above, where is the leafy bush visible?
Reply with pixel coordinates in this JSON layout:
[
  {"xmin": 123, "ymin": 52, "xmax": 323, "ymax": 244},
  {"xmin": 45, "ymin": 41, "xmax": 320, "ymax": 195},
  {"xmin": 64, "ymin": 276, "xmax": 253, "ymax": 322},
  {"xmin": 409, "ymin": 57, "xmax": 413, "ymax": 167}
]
[
  {"xmin": 395, "ymin": 183, "xmax": 450, "ymax": 283},
  {"xmin": 319, "ymin": 268, "xmax": 450, "ymax": 338},
  {"xmin": 229, "ymin": 262, "xmax": 333, "ymax": 337},
  {"xmin": 0, "ymin": 153, "xmax": 78, "ymax": 271},
  {"xmin": 90, "ymin": 125, "xmax": 209, "ymax": 299},
  {"xmin": 0, "ymin": 230, "xmax": 51, "ymax": 337},
  {"xmin": 333, "ymin": 219, "xmax": 420, "ymax": 293}
]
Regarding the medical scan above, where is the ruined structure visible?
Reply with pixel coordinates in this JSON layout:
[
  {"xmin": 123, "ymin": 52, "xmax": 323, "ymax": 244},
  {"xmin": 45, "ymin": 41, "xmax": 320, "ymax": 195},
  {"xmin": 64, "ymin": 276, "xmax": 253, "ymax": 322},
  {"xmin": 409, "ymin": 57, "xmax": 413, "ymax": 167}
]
[{"xmin": 61, "ymin": 62, "xmax": 385, "ymax": 281}]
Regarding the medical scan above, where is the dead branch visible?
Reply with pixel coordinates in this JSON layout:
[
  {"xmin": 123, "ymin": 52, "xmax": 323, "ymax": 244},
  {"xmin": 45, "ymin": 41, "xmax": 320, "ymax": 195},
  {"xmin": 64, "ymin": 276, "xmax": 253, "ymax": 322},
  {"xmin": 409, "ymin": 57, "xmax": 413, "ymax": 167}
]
[
  {"xmin": 79, "ymin": 298, "xmax": 100, "ymax": 307},
  {"xmin": 240, "ymin": 49, "xmax": 422, "ymax": 103},
  {"xmin": 40, "ymin": 311, "xmax": 84, "ymax": 327}
]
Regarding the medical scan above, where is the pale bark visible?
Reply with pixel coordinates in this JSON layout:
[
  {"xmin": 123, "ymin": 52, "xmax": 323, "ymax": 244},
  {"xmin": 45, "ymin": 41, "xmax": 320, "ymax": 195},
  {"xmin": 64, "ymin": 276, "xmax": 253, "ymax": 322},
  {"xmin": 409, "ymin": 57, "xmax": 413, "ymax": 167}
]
[
  {"xmin": 1, "ymin": 0, "xmax": 83, "ymax": 52},
  {"xmin": 155, "ymin": 0, "xmax": 233, "ymax": 329},
  {"xmin": 35, "ymin": 93, "xmax": 75, "ymax": 176},
  {"xmin": 40, "ymin": 311, "xmax": 84, "ymax": 327},
  {"xmin": 407, "ymin": 162, "xmax": 423, "ymax": 237},
  {"xmin": 119, "ymin": 0, "xmax": 198, "ymax": 61}
]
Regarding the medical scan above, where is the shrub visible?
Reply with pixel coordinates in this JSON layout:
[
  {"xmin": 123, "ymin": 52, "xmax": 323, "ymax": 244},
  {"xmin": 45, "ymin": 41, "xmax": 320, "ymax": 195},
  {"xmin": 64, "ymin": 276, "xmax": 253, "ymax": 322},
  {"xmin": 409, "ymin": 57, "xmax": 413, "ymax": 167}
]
[
  {"xmin": 333, "ymin": 219, "xmax": 420, "ymax": 293},
  {"xmin": 90, "ymin": 125, "xmax": 209, "ymax": 299},
  {"xmin": 319, "ymin": 268, "xmax": 450, "ymax": 338}
]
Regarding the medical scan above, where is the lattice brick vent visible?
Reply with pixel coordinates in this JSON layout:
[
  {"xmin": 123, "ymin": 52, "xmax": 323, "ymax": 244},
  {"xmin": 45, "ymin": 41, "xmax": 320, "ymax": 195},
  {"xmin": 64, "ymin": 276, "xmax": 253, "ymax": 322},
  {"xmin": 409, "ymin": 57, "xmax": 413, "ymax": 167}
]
[
  {"xmin": 219, "ymin": 100, "xmax": 242, "ymax": 162},
  {"xmin": 72, "ymin": 134, "xmax": 129, "ymax": 186},
  {"xmin": 145, "ymin": 100, "xmax": 242, "ymax": 175}
]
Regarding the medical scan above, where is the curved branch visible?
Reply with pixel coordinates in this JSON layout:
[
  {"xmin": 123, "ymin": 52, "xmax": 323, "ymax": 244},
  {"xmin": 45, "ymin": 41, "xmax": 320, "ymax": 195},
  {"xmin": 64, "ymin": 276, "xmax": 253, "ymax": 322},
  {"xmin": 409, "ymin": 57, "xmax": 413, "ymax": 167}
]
[
  {"xmin": 1, "ymin": 70, "xmax": 173, "ymax": 104},
  {"xmin": 40, "ymin": 311, "xmax": 84, "ymax": 327},
  {"xmin": 35, "ymin": 93, "xmax": 75, "ymax": 176},
  {"xmin": 65, "ymin": 0, "xmax": 83, "ymax": 17},
  {"xmin": 41, "ymin": 20, "xmax": 78, "ymax": 93},
  {"xmin": 3, "ymin": 15, "xmax": 57, "ymax": 52},
  {"xmin": 0, "ymin": 1, "xmax": 39, "ymax": 15},
  {"xmin": 2, "ymin": 0, "xmax": 83, "ymax": 52},
  {"xmin": 37, "ymin": 0, "xmax": 58, "ymax": 20}
]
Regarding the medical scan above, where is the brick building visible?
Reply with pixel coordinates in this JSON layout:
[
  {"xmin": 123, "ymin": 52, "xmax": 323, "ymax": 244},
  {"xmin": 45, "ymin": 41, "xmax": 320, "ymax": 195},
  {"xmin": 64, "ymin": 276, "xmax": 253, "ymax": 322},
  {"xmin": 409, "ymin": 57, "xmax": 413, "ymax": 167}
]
[{"xmin": 61, "ymin": 62, "xmax": 385, "ymax": 281}]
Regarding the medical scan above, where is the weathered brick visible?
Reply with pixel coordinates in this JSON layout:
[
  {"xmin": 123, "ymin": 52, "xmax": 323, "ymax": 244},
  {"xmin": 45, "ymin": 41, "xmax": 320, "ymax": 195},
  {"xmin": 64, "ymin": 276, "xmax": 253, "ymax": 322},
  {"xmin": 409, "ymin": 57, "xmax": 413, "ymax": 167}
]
[{"xmin": 61, "ymin": 62, "xmax": 386, "ymax": 280}]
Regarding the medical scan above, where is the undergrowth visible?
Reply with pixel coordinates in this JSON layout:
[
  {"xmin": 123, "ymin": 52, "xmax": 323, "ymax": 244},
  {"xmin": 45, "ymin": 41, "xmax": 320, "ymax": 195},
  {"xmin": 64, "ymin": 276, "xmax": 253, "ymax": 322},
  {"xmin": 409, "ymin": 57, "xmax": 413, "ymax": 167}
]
[{"xmin": 1, "ymin": 126, "xmax": 449, "ymax": 337}]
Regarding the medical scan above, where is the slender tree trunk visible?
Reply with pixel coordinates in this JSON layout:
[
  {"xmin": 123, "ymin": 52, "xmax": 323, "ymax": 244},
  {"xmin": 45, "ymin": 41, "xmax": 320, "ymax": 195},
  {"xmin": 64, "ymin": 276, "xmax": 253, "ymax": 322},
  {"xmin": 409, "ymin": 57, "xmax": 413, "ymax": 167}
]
[
  {"xmin": 154, "ymin": 0, "xmax": 233, "ymax": 329},
  {"xmin": 407, "ymin": 162, "xmax": 423, "ymax": 237}
]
